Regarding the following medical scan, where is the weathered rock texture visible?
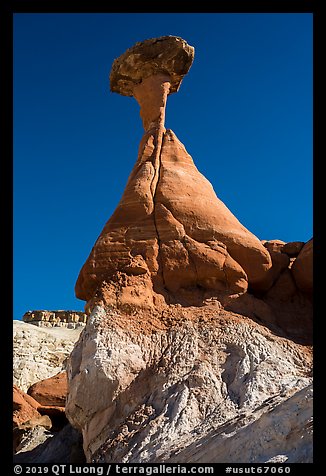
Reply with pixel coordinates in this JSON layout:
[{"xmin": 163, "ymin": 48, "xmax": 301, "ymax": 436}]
[
  {"xmin": 66, "ymin": 36, "xmax": 313, "ymax": 464},
  {"xmin": 76, "ymin": 36, "xmax": 272, "ymax": 304},
  {"xmin": 76, "ymin": 127, "xmax": 274, "ymax": 303},
  {"xmin": 292, "ymin": 238, "xmax": 313, "ymax": 296},
  {"xmin": 13, "ymin": 326, "xmax": 83, "ymax": 461},
  {"xmin": 13, "ymin": 320, "xmax": 83, "ymax": 392},
  {"xmin": 223, "ymin": 238, "xmax": 313, "ymax": 345},
  {"xmin": 13, "ymin": 385, "xmax": 53, "ymax": 452},
  {"xmin": 27, "ymin": 371, "xmax": 67, "ymax": 407},
  {"xmin": 110, "ymin": 36, "xmax": 194, "ymax": 96},
  {"xmin": 13, "ymin": 386, "xmax": 47, "ymax": 429},
  {"xmin": 14, "ymin": 423, "xmax": 86, "ymax": 464},
  {"xmin": 23, "ymin": 310, "xmax": 86, "ymax": 328},
  {"xmin": 66, "ymin": 306, "xmax": 312, "ymax": 463},
  {"xmin": 14, "ymin": 375, "xmax": 69, "ymax": 435}
]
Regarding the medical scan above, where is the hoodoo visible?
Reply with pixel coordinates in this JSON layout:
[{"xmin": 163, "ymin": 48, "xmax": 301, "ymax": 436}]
[
  {"xmin": 75, "ymin": 36, "xmax": 272, "ymax": 307},
  {"xmin": 65, "ymin": 37, "xmax": 312, "ymax": 464}
]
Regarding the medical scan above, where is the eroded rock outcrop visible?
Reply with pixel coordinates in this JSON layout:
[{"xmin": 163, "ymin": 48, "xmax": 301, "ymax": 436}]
[
  {"xmin": 13, "ymin": 320, "xmax": 83, "ymax": 392},
  {"xmin": 27, "ymin": 371, "xmax": 67, "ymax": 407},
  {"xmin": 223, "ymin": 238, "xmax": 313, "ymax": 344},
  {"xmin": 66, "ymin": 306, "xmax": 312, "ymax": 463},
  {"xmin": 292, "ymin": 238, "xmax": 313, "ymax": 297},
  {"xmin": 66, "ymin": 36, "xmax": 313, "ymax": 463},
  {"xmin": 76, "ymin": 35, "xmax": 272, "ymax": 306},
  {"xmin": 13, "ymin": 386, "xmax": 47, "ymax": 429},
  {"xmin": 13, "ymin": 423, "xmax": 86, "ymax": 464},
  {"xmin": 13, "ymin": 386, "xmax": 52, "ymax": 452},
  {"xmin": 23, "ymin": 310, "xmax": 86, "ymax": 328},
  {"xmin": 13, "ymin": 327, "xmax": 84, "ymax": 461}
]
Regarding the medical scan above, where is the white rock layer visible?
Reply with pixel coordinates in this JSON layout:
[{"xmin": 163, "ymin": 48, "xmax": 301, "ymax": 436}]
[
  {"xmin": 13, "ymin": 320, "xmax": 83, "ymax": 392},
  {"xmin": 66, "ymin": 306, "xmax": 312, "ymax": 463}
]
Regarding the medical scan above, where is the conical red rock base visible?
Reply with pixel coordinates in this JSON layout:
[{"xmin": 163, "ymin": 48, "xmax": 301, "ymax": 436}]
[{"xmin": 76, "ymin": 130, "xmax": 271, "ymax": 303}]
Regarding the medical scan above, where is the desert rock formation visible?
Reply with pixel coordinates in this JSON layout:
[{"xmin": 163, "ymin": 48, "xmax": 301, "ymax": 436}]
[
  {"xmin": 292, "ymin": 238, "xmax": 313, "ymax": 296},
  {"xmin": 66, "ymin": 306, "xmax": 312, "ymax": 463},
  {"xmin": 13, "ymin": 386, "xmax": 49, "ymax": 429},
  {"xmin": 27, "ymin": 371, "xmax": 67, "ymax": 407},
  {"xmin": 13, "ymin": 321, "xmax": 85, "ymax": 462},
  {"xmin": 13, "ymin": 320, "xmax": 83, "ymax": 392},
  {"xmin": 23, "ymin": 310, "xmax": 86, "ymax": 328},
  {"xmin": 110, "ymin": 36, "xmax": 194, "ymax": 96},
  {"xmin": 76, "ymin": 36, "xmax": 273, "ymax": 306},
  {"xmin": 65, "ymin": 36, "xmax": 312, "ymax": 463}
]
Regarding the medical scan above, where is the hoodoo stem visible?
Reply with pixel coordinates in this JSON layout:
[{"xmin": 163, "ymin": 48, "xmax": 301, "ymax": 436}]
[{"xmin": 133, "ymin": 74, "xmax": 171, "ymax": 197}]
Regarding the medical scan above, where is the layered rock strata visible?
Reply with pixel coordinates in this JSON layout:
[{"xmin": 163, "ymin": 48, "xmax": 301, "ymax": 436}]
[
  {"xmin": 23, "ymin": 310, "xmax": 86, "ymax": 328},
  {"xmin": 66, "ymin": 36, "xmax": 313, "ymax": 463},
  {"xmin": 76, "ymin": 36, "xmax": 272, "ymax": 306}
]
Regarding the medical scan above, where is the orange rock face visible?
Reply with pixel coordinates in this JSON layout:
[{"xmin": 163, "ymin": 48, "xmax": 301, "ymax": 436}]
[
  {"xmin": 76, "ymin": 128, "xmax": 271, "ymax": 302},
  {"xmin": 13, "ymin": 385, "xmax": 42, "ymax": 427},
  {"xmin": 76, "ymin": 36, "xmax": 273, "ymax": 305},
  {"xmin": 292, "ymin": 239, "xmax": 313, "ymax": 296},
  {"xmin": 27, "ymin": 371, "xmax": 67, "ymax": 407},
  {"xmin": 282, "ymin": 241, "xmax": 305, "ymax": 257},
  {"xmin": 133, "ymin": 74, "xmax": 171, "ymax": 132}
]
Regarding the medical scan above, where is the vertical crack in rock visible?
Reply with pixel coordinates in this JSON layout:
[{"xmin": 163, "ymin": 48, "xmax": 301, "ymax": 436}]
[
  {"xmin": 133, "ymin": 73, "xmax": 172, "ymax": 290},
  {"xmin": 152, "ymin": 130, "xmax": 166, "ymax": 289},
  {"xmin": 65, "ymin": 37, "xmax": 313, "ymax": 464},
  {"xmin": 75, "ymin": 36, "xmax": 275, "ymax": 302}
]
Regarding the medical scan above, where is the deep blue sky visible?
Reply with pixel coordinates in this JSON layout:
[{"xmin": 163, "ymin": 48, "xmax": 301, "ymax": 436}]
[{"xmin": 13, "ymin": 13, "xmax": 313, "ymax": 321}]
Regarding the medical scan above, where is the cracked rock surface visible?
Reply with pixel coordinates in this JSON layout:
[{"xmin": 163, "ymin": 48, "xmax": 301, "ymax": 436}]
[
  {"xmin": 110, "ymin": 36, "xmax": 194, "ymax": 96},
  {"xmin": 67, "ymin": 37, "xmax": 313, "ymax": 463},
  {"xmin": 75, "ymin": 127, "xmax": 272, "ymax": 303},
  {"xmin": 76, "ymin": 35, "xmax": 272, "ymax": 304},
  {"xmin": 66, "ymin": 306, "xmax": 312, "ymax": 463}
]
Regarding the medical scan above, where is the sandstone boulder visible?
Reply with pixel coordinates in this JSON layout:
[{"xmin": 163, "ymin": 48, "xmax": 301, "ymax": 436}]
[
  {"xmin": 254, "ymin": 242, "xmax": 290, "ymax": 293},
  {"xmin": 110, "ymin": 36, "xmax": 194, "ymax": 96},
  {"xmin": 27, "ymin": 371, "xmax": 67, "ymax": 407},
  {"xmin": 13, "ymin": 385, "xmax": 42, "ymax": 428},
  {"xmin": 292, "ymin": 238, "xmax": 313, "ymax": 296},
  {"xmin": 263, "ymin": 239, "xmax": 286, "ymax": 253},
  {"xmin": 13, "ymin": 386, "xmax": 52, "ymax": 452},
  {"xmin": 282, "ymin": 241, "xmax": 305, "ymax": 257}
]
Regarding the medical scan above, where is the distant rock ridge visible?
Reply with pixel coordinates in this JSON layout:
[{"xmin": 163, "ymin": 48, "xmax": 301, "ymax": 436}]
[{"xmin": 23, "ymin": 310, "xmax": 87, "ymax": 329}]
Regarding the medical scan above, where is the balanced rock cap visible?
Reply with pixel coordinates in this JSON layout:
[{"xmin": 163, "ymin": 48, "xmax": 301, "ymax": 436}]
[{"xmin": 110, "ymin": 36, "xmax": 195, "ymax": 96}]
